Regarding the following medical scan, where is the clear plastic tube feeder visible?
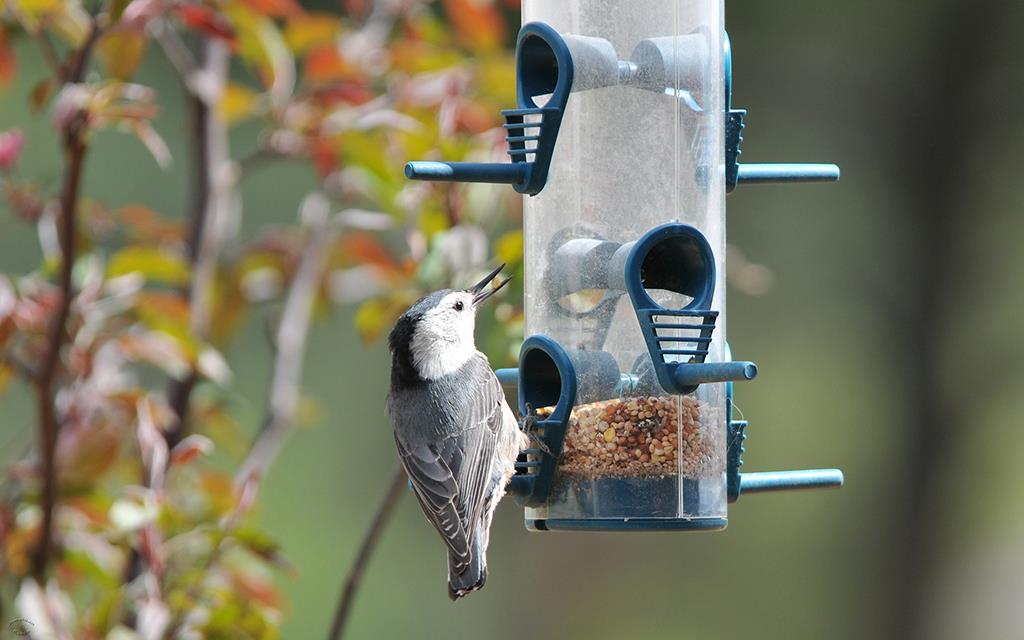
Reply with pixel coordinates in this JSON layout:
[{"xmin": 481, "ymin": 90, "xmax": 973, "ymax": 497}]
[{"xmin": 405, "ymin": 0, "xmax": 843, "ymax": 532}]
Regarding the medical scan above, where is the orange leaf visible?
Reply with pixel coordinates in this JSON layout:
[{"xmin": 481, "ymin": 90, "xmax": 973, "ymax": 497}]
[
  {"xmin": 119, "ymin": 203, "xmax": 159, "ymax": 226},
  {"xmin": 135, "ymin": 292, "xmax": 190, "ymax": 327},
  {"xmin": 177, "ymin": 5, "xmax": 236, "ymax": 43},
  {"xmin": 456, "ymin": 100, "xmax": 500, "ymax": 134},
  {"xmin": 30, "ymin": 79, "xmax": 52, "ymax": 113},
  {"xmin": 302, "ymin": 44, "xmax": 360, "ymax": 84},
  {"xmin": 442, "ymin": 0, "xmax": 505, "ymax": 53},
  {"xmin": 284, "ymin": 12, "xmax": 340, "ymax": 54},
  {"xmin": 337, "ymin": 232, "xmax": 398, "ymax": 271}
]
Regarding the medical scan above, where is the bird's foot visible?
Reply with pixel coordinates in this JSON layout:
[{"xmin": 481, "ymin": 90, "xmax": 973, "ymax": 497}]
[{"xmin": 520, "ymin": 404, "xmax": 552, "ymax": 456}]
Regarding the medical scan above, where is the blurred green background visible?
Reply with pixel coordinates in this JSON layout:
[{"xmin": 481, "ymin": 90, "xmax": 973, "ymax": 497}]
[{"xmin": 3, "ymin": 0, "xmax": 1024, "ymax": 638}]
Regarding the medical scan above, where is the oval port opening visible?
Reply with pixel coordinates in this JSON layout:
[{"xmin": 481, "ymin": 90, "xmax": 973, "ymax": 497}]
[
  {"xmin": 518, "ymin": 32, "xmax": 560, "ymax": 108},
  {"xmin": 520, "ymin": 346, "xmax": 562, "ymax": 411},
  {"xmin": 518, "ymin": 335, "xmax": 578, "ymax": 420},
  {"xmin": 635, "ymin": 226, "xmax": 715, "ymax": 310}
]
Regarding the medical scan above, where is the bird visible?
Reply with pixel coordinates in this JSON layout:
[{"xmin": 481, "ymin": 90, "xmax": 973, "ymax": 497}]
[{"xmin": 386, "ymin": 264, "xmax": 529, "ymax": 600}]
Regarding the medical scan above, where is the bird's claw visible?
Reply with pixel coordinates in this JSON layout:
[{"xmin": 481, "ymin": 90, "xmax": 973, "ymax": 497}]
[{"xmin": 520, "ymin": 404, "xmax": 553, "ymax": 457}]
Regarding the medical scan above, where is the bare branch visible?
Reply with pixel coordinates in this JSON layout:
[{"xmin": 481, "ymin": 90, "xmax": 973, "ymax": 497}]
[
  {"xmin": 235, "ymin": 195, "xmax": 335, "ymax": 486},
  {"xmin": 237, "ymin": 147, "xmax": 283, "ymax": 178},
  {"xmin": 164, "ymin": 39, "xmax": 233, "ymax": 447},
  {"xmin": 31, "ymin": 21, "xmax": 103, "ymax": 582},
  {"xmin": 4, "ymin": 4, "xmax": 67, "ymax": 80},
  {"xmin": 36, "ymin": 30, "xmax": 65, "ymax": 80},
  {"xmin": 327, "ymin": 466, "xmax": 406, "ymax": 640},
  {"xmin": 3, "ymin": 355, "xmax": 39, "ymax": 382},
  {"xmin": 149, "ymin": 19, "xmax": 199, "ymax": 85}
]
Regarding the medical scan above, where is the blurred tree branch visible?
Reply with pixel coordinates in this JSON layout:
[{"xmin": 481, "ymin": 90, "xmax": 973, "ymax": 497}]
[
  {"xmin": 31, "ymin": 20, "xmax": 103, "ymax": 583},
  {"xmin": 328, "ymin": 465, "xmax": 406, "ymax": 640},
  {"xmin": 0, "ymin": 0, "xmax": 525, "ymax": 633},
  {"xmin": 236, "ymin": 194, "xmax": 336, "ymax": 487},
  {"xmin": 164, "ymin": 38, "xmax": 232, "ymax": 448}
]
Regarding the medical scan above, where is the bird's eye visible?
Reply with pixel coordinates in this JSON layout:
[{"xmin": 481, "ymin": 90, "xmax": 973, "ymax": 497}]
[{"xmin": 453, "ymin": 300, "xmax": 464, "ymax": 312}]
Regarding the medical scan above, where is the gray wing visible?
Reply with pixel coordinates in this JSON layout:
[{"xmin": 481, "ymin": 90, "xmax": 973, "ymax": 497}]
[{"xmin": 393, "ymin": 369, "xmax": 507, "ymax": 577}]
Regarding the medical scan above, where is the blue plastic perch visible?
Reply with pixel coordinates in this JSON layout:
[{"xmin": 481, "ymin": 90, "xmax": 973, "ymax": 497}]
[
  {"xmin": 673, "ymin": 361, "xmax": 757, "ymax": 388},
  {"xmin": 404, "ymin": 161, "xmax": 526, "ymax": 185},
  {"xmin": 736, "ymin": 163, "xmax": 841, "ymax": 184},
  {"xmin": 739, "ymin": 469, "xmax": 845, "ymax": 494}
]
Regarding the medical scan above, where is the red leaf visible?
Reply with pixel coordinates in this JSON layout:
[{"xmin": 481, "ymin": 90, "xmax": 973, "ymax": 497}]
[
  {"xmin": 176, "ymin": 5, "xmax": 237, "ymax": 43},
  {"xmin": 312, "ymin": 82, "xmax": 375, "ymax": 106},
  {"xmin": 169, "ymin": 434, "xmax": 214, "ymax": 467},
  {"xmin": 0, "ymin": 129, "xmax": 25, "ymax": 170},
  {"xmin": 241, "ymin": 0, "xmax": 301, "ymax": 18},
  {"xmin": 310, "ymin": 136, "xmax": 338, "ymax": 177},
  {"xmin": 0, "ymin": 31, "xmax": 15, "ymax": 88},
  {"xmin": 343, "ymin": 0, "xmax": 370, "ymax": 18}
]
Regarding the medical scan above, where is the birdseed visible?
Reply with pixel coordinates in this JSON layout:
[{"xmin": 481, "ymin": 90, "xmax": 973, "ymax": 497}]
[{"xmin": 540, "ymin": 395, "xmax": 721, "ymax": 479}]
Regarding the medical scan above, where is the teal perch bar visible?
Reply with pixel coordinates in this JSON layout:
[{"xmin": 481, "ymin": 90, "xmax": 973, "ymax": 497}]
[
  {"xmin": 736, "ymin": 163, "xmax": 841, "ymax": 184},
  {"xmin": 739, "ymin": 469, "xmax": 845, "ymax": 494}
]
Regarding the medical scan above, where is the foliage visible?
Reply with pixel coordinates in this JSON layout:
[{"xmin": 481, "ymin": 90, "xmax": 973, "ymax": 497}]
[{"xmin": 0, "ymin": 0, "xmax": 523, "ymax": 636}]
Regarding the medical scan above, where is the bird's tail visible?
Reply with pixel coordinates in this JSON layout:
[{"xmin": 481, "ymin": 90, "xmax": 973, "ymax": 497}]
[{"xmin": 447, "ymin": 541, "xmax": 487, "ymax": 601}]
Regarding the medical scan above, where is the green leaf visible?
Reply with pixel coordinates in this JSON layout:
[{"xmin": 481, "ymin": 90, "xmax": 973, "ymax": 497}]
[
  {"xmin": 97, "ymin": 28, "xmax": 148, "ymax": 81},
  {"xmin": 233, "ymin": 527, "xmax": 291, "ymax": 570},
  {"xmin": 283, "ymin": 12, "xmax": 341, "ymax": 54},
  {"xmin": 494, "ymin": 229, "xmax": 523, "ymax": 264},
  {"xmin": 354, "ymin": 298, "xmax": 389, "ymax": 342},
  {"xmin": 107, "ymin": 246, "xmax": 190, "ymax": 285}
]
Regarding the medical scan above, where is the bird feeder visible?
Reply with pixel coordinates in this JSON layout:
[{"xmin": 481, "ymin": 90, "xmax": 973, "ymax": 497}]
[{"xmin": 406, "ymin": 1, "xmax": 843, "ymax": 531}]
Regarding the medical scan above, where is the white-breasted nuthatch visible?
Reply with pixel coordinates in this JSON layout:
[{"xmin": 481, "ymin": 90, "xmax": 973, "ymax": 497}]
[{"xmin": 386, "ymin": 264, "xmax": 528, "ymax": 600}]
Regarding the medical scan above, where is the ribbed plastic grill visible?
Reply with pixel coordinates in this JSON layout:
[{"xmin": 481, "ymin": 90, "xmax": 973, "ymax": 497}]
[
  {"xmin": 637, "ymin": 309, "xmax": 718, "ymax": 365},
  {"xmin": 502, "ymin": 107, "xmax": 556, "ymax": 162}
]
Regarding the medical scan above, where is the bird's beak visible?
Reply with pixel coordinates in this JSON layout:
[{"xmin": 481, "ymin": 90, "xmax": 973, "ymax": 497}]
[{"xmin": 469, "ymin": 263, "xmax": 509, "ymax": 306}]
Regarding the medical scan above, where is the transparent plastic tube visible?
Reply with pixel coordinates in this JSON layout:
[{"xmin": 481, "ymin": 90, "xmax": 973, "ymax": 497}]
[{"xmin": 521, "ymin": 0, "xmax": 728, "ymax": 530}]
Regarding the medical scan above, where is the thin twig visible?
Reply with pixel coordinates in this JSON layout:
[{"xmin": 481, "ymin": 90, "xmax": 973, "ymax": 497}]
[
  {"xmin": 149, "ymin": 19, "xmax": 199, "ymax": 83},
  {"xmin": 327, "ymin": 466, "xmax": 406, "ymax": 640},
  {"xmin": 3, "ymin": 355, "xmax": 38, "ymax": 382},
  {"xmin": 161, "ymin": 200, "xmax": 333, "ymax": 637},
  {"xmin": 164, "ymin": 38, "xmax": 231, "ymax": 448},
  {"xmin": 235, "ymin": 196, "xmax": 335, "ymax": 486},
  {"xmin": 35, "ymin": 30, "xmax": 65, "ymax": 80},
  {"xmin": 5, "ymin": 4, "xmax": 66, "ymax": 80},
  {"xmin": 30, "ymin": 22, "xmax": 102, "ymax": 582},
  {"xmin": 237, "ymin": 147, "xmax": 282, "ymax": 178}
]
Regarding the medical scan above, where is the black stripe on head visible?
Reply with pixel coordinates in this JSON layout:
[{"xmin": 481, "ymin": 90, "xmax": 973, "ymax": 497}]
[{"xmin": 388, "ymin": 290, "xmax": 451, "ymax": 388}]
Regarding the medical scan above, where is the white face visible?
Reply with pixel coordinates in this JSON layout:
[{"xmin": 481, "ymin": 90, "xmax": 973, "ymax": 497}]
[{"xmin": 409, "ymin": 291, "xmax": 479, "ymax": 380}]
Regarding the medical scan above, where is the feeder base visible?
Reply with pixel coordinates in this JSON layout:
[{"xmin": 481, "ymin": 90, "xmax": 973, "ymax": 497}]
[{"xmin": 526, "ymin": 517, "xmax": 727, "ymax": 532}]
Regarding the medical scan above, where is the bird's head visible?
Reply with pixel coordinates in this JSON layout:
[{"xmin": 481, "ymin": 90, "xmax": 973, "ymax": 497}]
[{"xmin": 389, "ymin": 264, "xmax": 509, "ymax": 384}]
